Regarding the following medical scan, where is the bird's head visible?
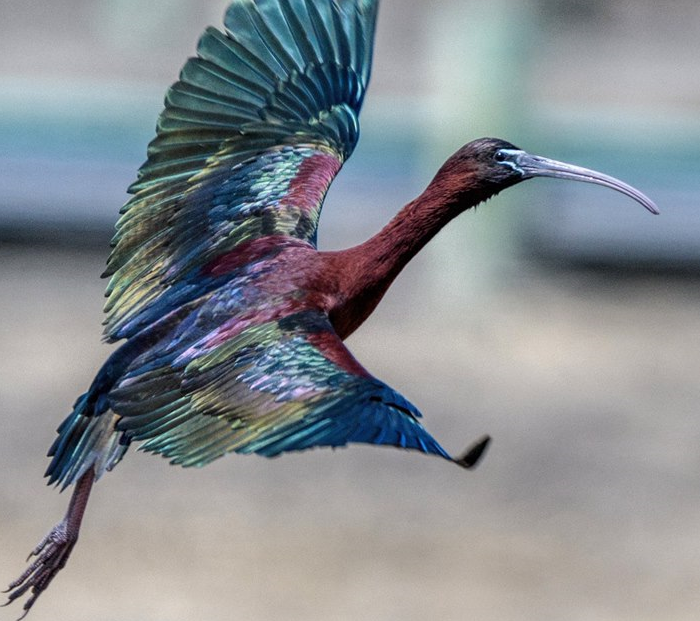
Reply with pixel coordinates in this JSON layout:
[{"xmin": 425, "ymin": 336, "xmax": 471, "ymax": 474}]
[{"xmin": 443, "ymin": 137, "xmax": 658, "ymax": 214}]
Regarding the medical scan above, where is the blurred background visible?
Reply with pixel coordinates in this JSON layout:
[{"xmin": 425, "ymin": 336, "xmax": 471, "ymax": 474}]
[{"xmin": 1, "ymin": 1, "xmax": 699, "ymax": 619}]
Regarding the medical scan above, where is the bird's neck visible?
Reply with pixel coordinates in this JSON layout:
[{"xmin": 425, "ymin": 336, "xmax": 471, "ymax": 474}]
[{"xmin": 325, "ymin": 166, "xmax": 489, "ymax": 338}]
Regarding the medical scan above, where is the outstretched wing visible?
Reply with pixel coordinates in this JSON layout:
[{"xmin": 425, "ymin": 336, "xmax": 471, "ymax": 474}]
[
  {"xmin": 109, "ymin": 308, "xmax": 454, "ymax": 468},
  {"xmin": 103, "ymin": 0, "xmax": 378, "ymax": 341}
]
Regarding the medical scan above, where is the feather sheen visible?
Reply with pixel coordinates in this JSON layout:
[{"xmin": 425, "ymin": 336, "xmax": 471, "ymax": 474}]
[{"xmin": 46, "ymin": 0, "xmax": 457, "ymax": 488}]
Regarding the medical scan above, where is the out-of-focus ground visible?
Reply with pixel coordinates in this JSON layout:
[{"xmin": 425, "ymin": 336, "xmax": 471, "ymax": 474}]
[{"xmin": 1, "ymin": 242, "xmax": 699, "ymax": 621}]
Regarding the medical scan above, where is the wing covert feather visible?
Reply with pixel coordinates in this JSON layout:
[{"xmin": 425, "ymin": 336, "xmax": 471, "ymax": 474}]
[
  {"xmin": 43, "ymin": 1, "xmax": 471, "ymax": 491},
  {"xmin": 103, "ymin": 0, "xmax": 378, "ymax": 341},
  {"xmin": 109, "ymin": 309, "xmax": 452, "ymax": 468}
]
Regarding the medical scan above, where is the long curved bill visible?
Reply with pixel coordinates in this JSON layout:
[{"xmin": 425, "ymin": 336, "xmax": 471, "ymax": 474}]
[{"xmin": 509, "ymin": 151, "xmax": 659, "ymax": 215}]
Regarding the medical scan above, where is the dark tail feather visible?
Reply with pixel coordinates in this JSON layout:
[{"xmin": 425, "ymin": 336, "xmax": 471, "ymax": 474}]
[
  {"xmin": 45, "ymin": 392, "xmax": 127, "ymax": 489},
  {"xmin": 45, "ymin": 394, "xmax": 90, "ymax": 485}
]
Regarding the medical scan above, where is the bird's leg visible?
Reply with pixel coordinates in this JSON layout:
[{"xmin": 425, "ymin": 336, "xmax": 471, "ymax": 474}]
[
  {"xmin": 3, "ymin": 468, "xmax": 95, "ymax": 618},
  {"xmin": 453, "ymin": 435, "xmax": 491, "ymax": 469}
]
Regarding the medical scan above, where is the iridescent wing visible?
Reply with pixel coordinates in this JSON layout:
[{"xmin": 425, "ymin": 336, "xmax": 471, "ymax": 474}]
[
  {"xmin": 103, "ymin": 0, "xmax": 378, "ymax": 340},
  {"xmin": 44, "ymin": 1, "xmax": 488, "ymax": 488},
  {"xmin": 109, "ymin": 307, "xmax": 454, "ymax": 468}
]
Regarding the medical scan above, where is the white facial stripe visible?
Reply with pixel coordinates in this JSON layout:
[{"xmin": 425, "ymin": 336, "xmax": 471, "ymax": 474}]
[{"xmin": 495, "ymin": 149, "xmax": 527, "ymax": 174}]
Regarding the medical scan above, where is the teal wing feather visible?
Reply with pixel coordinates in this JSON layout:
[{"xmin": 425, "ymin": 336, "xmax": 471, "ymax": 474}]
[
  {"xmin": 103, "ymin": 0, "xmax": 378, "ymax": 341},
  {"xmin": 108, "ymin": 309, "xmax": 452, "ymax": 469},
  {"xmin": 43, "ymin": 1, "xmax": 469, "ymax": 488}
]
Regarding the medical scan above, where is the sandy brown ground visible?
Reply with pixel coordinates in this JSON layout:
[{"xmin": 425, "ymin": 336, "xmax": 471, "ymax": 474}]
[{"xmin": 1, "ymin": 244, "xmax": 699, "ymax": 621}]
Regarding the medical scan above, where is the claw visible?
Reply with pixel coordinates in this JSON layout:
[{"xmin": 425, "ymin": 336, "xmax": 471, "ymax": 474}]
[
  {"xmin": 454, "ymin": 434, "xmax": 491, "ymax": 469},
  {"xmin": 3, "ymin": 520, "xmax": 77, "ymax": 618},
  {"xmin": 25, "ymin": 527, "xmax": 59, "ymax": 562},
  {"xmin": 4, "ymin": 468, "xmax": 94, "ymax": 618}
]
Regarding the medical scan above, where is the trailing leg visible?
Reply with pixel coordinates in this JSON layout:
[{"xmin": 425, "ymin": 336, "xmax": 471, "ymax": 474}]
[{"xmin": 3, "ymin": 468, "xmax": 96, "ymax": 618}]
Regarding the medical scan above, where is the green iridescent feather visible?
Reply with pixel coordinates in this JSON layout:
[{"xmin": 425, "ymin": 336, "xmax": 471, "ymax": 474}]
[
  {"xmin": 45, "ymin": 0, "xmax": 463, "ymax": 488},
  {"xmin": 103, "ymin": 0, "xmax": 378, "ymax": 341},
  {"xmin": 108, "ymin": 309, "xmax": 449, "ymax": 468}
]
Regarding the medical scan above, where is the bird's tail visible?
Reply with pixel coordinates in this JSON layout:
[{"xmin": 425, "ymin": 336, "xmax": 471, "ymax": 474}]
[{"xmin": 45, "ymin": 391, "xmax": 126, "ymax": 489}]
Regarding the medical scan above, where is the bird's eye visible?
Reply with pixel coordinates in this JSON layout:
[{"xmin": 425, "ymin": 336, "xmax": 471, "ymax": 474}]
[{"xmin": 494, "ymin": 150, "xmax": 508, "ymax": 162}]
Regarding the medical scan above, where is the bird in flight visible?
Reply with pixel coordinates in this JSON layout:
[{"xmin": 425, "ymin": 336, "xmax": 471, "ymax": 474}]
[{"xmin": 4, "ymin": 0, "xmax": 657, "ymax": 617}]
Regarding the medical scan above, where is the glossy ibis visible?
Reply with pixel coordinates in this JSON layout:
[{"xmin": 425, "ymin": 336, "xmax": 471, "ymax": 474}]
[{"xmin": 4, "ymin": 0, "xmax": 657, "ymax": 616}]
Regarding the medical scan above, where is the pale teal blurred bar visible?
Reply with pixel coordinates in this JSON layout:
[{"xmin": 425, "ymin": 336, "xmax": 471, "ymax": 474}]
[{"xmin": 0, "ymin": 0, "xmax": 697, "ymax": 265}]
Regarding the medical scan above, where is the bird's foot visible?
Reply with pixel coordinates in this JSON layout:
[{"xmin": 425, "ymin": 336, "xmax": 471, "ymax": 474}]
[
  {"xmin": 454, "ymin": 434, "xmax": 491, "ymax": 469},
  {"xmin": 3, "ymin": 520, "xmax": 77, "ymax": 619}
]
